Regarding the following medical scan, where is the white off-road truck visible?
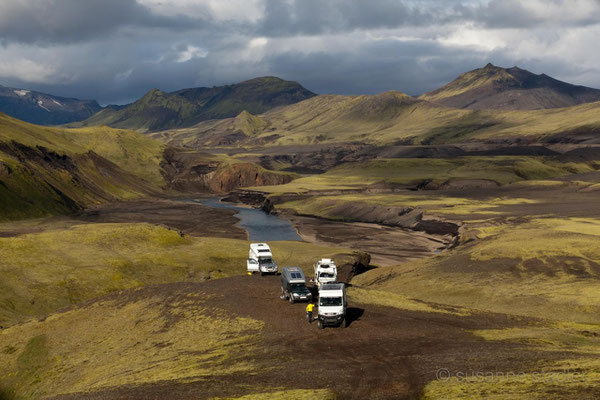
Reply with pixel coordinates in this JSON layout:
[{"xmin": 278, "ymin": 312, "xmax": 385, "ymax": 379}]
[
  {"xmin": 317, "ymin": 283, "xmax": 346, "ymax": 329},
  {"xmin": 313, "ymin": 258, "xmax": 337, "ymax": 287},
  {"xmin": 247, "ymin": 243, "xmax": 278, "ymax": 275}
]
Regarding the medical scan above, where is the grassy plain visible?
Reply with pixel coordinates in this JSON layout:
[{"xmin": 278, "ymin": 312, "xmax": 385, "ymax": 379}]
[{"xmin": 253, "ymin": 156, "xmax": 597, "ymax": 194}]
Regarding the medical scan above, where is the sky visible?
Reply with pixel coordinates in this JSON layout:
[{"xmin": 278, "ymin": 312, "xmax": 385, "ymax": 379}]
[{"xmin": 0, "ymin": 0, "xmax": 599, "ymax": 105}]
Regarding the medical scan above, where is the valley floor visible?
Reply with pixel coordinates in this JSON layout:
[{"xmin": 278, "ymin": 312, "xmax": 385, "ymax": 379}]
[{"xmin": 3, "ymin": 147, "xmax": 600, "ymax": 399}]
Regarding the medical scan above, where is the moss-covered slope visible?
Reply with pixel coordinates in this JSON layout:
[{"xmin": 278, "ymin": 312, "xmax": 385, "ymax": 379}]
[{"xmin": 0, "ymin": 113, "xmax": 165, "ymax": 221}]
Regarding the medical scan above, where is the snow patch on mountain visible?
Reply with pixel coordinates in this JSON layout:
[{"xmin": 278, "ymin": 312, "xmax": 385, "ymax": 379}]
[{"xmin": 37, "ymin": 100, "xmax": 50, "ymax": 111}]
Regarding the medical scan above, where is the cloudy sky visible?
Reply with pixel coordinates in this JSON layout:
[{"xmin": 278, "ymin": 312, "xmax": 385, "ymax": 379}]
[{"xmin": 0, "ymin": 0, "xmax": 599, "ymax": 105}]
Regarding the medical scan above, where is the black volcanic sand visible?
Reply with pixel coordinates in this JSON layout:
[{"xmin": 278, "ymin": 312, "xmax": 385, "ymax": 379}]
[
  {"xmin": 74, "ymin": 197, "xmax": 247, "ymax": 239},
  {"xmin": 286, "ymin": 215, "xmax": 451, "ymax": 266},
  {"xmin": 0, "ymin": 198, "xmax": 246, "ymax": 239},
  {"xmin": 46, "ymin": 277, "xmax": 581, "ymax": 400}
]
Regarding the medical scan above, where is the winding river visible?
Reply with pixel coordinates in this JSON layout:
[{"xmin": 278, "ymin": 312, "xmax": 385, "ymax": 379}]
[{"xmin": 192, "ymin": 197, "xmax": 302, "ymax": 242}]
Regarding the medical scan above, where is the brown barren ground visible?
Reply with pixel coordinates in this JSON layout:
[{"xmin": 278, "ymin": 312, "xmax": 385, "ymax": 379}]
[{"xmin": 47, "ymin": 276, "xmax": 575, "ymax": 400}]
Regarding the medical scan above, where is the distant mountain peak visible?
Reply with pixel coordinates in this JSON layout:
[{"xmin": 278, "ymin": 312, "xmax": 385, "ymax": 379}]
[
  {"xmin": 420, "ymin": 64, "xmax": 600, "ymax": 110},
  {"xmin": 78, "ymin": 76, "xmax": 316, "ymax": 132},
  {"xmin": 242, "ymin": 76, "xmax": 285, "ymax": 83},
  {"xmin": 0, "ymin": 85, "xmax": 102, "ymax": 125}
]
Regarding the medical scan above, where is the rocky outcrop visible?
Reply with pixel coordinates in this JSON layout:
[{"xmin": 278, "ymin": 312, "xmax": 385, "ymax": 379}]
[
  {"xmin": 335, "ymin": 252, "xmax": 372, "ymax": 284},
  {"xmin": 210, "ymin": 163, "xmax": 294, "ymax": 193},
  {"xmin": 222, "ymin": 190, "xmax": 273, "ymax": 212},
  {"xmin": 162, "ymin": 148, "xmax": 296, "ymax": 193},
  {"xmin": 309, "ymin": 200, "xmax": 461, "ymax": 237}
]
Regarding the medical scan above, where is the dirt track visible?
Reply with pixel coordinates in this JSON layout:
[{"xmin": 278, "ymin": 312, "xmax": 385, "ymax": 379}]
[{"xmin": 51, "ymin": 276, "xmax": 573, "ymax": 400}]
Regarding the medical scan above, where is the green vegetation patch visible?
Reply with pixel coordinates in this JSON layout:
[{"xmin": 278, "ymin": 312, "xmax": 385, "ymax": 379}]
[
  {"xmin": 63, "ymin": 126, "xmax": 166, "ymax": 186},
  {"xmin": 0, "ymin": 114, "xmax": 167, "ymax": 221},
  {"xmin": 0, "ymin": 292, "xmax": 264, "ymax": 399}
]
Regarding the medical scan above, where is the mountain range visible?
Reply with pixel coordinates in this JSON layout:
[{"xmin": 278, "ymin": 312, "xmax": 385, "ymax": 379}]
[
  {"xmin": 2, "ymin": 64, "xmax": 600, "ymax": 134},
  {"xmin": 71, "ymin": 76, "xmax": 316, "ymax": 132},
  {"xmin": 0, "ymin": 85, "xmax": 101, "ymax": 125},
  {"xmin": 155, "ymin": 88, "xmax": 600, "ymax": 147}
]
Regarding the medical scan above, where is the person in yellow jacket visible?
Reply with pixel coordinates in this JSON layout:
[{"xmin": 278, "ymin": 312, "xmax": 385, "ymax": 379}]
[{"xmin": 306, "ymin": 302, "xmax": 315, "ymax": 323}]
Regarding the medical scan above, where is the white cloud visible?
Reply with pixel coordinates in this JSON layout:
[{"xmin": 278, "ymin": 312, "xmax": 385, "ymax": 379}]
[
  {"xmin": 0, "ymin": 58, "xmax": 57, "ymax": 83},
  {"xmin": 176, "ymin": 45, "xmax": 209, "ymax": 63},
  {"xmin": 438, "ymin": 24, "xmax": 508, "ymax": 51},
  {"xmin": 138, "ymin": 0, "xmax": 264, "ymax": 22}
]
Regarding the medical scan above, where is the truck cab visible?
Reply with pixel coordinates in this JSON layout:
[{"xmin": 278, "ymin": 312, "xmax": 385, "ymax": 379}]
[
  {"xmin": 314, "ymin": 258, "xmax": 337, "ymax": 287},
  {"xmin": 247, "ymin": 243, "xmax": 278, "ymax": 275},
  {"xmin": 280, "ymin": 267, "xmax": 312, "ymax": 303},
  {"xmin": 317, "ymin": 283, "xmax": 346, "ymax": 329}
]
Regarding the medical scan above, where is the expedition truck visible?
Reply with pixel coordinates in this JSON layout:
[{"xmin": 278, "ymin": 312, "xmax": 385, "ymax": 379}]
[
  {"xmin": 317, "ymin": 283, "xmax": 347, "ymax": 329},
  {"xmin": 247, "ymin": 243, "xmax": 278, "ymax": 275},
  {"xmin": 280, "ymin": 267, "xmax": 312, "ymax": 303},
  {"xmin": 313, "ymin": 258, "xmax": 337, "ymax": 287}
]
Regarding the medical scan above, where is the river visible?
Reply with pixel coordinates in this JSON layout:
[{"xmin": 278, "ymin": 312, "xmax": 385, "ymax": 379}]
[{"xmin": 192, "ymin": 197, "xmax": 302, "ymax": 242}]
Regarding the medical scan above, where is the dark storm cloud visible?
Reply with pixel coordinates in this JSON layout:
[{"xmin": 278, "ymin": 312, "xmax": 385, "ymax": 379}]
[
  {"xmin": 263, "ymin": 38, "xmax": 494, "ymax": 96},
  {"xmin": 0, "ymin": 0, "xmax": 204, "ymax": 45},
  {"xmin": 259, "ymin": 0, "xmax": 432, "ymax": 36},
  {"xmin": 1, "ymin": 0, "xmax": 599, "ymax": 105},
  {"xmin": 464, "ymin": 0, "xmax": 600, "ymax": 29}
]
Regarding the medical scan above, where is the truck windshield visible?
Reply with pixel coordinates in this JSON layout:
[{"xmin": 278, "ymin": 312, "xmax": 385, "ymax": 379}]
[
  {"xmin": 290, "ymin": 283, "xmax": 307, "ymax": 291},
  {"xmin": 320, "ymin": 297, "xmax": 342, "ymax": 307},
  {"xmin": 319, "ymin": 273, "xmax": 334, "ymax": 278},
  {"xmin": 259, "ymin": 258, "xmax": 272, "ymax": 264}
]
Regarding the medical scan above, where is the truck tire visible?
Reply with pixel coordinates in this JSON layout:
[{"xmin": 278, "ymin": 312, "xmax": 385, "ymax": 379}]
[
  {"xmin": 318, "ymin": 319, "xmax": 324, "ymax": 330},
  {"xmin": 289, "ymin": 295, "xmax": 295, "ymax": 304},
  {"xmin": 341, "ymin": 318, "xmax": 346, "ymax": 328},
  {"xmin": 260, "ymin": 271, "xmax": 264, "ymax": 276}
]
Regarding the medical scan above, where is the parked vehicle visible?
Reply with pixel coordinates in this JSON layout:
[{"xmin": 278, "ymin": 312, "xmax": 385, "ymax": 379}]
[
  {"xmin": 317, "ymin": 283, "xmax": 346, "ymax": 329},
  {"xmin": 280, "ymin": 267, "xmax": 312, "ymax": 303},
  {"xmin": 247, "ymin": 243, "xmax": 278, "ymax": 275},
  {"xmin": 313, "ymin": 258, "xmax": 337, "ymax": 287}
]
